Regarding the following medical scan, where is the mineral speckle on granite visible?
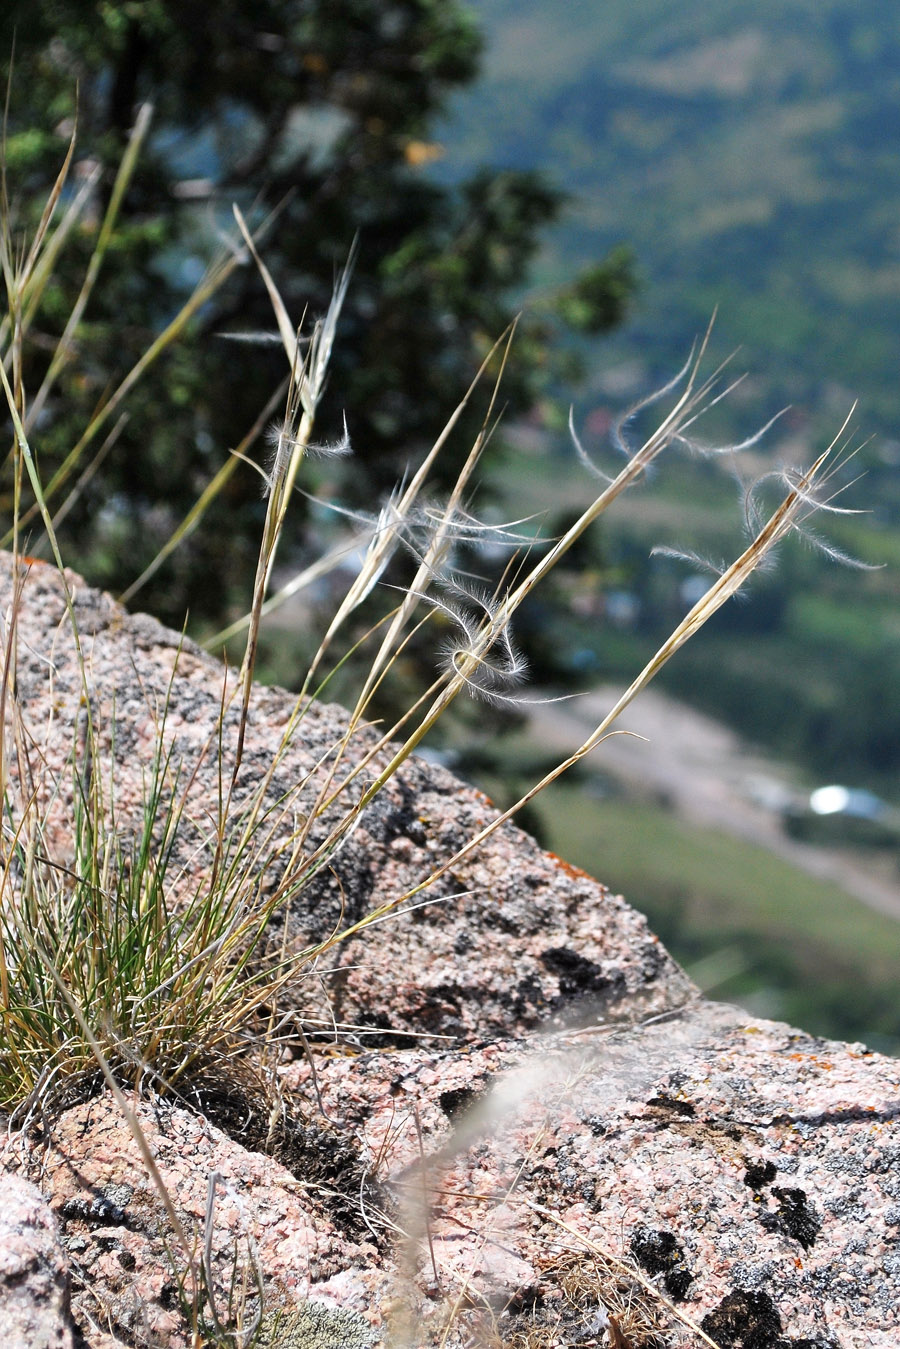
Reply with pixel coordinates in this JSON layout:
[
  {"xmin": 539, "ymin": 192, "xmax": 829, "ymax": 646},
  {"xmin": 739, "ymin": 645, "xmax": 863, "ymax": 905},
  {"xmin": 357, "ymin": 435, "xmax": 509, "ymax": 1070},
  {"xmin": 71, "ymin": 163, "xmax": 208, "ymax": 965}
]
[
  {"xmin": 2, "ymin": 556, "xmax": 900, "ymax": 1347},
  {"xmin": 0, "ymin": 555, "xmax": 692, "ymax": 1045},
  {"xmin": 281, "ymin": 1005, "xmax": 900, "ymax": 1346},
  {"xmin": 0, "ymin": 1173, "xmax": 81, "ymax": 1349}
]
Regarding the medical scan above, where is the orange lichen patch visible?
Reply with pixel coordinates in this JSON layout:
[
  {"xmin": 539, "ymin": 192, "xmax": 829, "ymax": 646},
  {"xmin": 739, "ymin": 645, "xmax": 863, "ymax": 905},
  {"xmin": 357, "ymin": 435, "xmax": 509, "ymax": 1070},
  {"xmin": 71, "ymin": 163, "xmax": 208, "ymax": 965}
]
[
  {"xmin": 788, "ymin": 1053, "xmax": 834, "ymax": 1070},
  {"xmin": 546, "ymin": 851, "xmax": 593, "ymax": 883}
]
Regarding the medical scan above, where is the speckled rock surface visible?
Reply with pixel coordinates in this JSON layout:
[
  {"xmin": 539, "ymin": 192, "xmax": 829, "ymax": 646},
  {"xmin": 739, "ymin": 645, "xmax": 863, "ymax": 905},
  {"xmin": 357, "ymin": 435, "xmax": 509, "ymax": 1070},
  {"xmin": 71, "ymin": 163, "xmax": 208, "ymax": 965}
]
[
  {"xmin": 6, "ymin": 1006, "xmax": 899, "ymax": 1347},
  {"xmin": 4, "ymin": 1091, "xmax": 384, "ymax": 1349},
  {"xmin": 276, "ymin": 1002, "xmax": 900, "ymax": 1348},
  {"xmin": 0, "ymin": 554, "xmax": 691, "ymax": 1044},
  {"xmin": 0, "ymin": 1172, "xmax": 80, "ymax": 1348},
  {"xmin": 3, "ymin": 556, "xmax": 900, "ymax": 1348}
]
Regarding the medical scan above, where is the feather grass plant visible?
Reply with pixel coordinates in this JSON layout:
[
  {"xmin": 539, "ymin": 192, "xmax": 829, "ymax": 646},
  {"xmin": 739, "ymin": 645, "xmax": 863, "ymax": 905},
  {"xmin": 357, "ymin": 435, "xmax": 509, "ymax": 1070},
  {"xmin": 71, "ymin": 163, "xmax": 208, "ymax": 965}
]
[
  {"xmin": 0, "ymin": 112, "xmax": 868, "ymax": 1345},
  {"xmin": 0, "ymin": 101, "xmax": 867, "ymax": 1113}
]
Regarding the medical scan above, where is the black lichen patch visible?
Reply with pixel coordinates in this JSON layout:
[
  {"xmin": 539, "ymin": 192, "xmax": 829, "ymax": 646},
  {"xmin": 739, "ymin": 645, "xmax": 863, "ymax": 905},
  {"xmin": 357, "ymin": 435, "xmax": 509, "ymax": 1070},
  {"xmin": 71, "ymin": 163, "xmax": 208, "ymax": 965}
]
[
  {"xmin": 701, "ymin": 1290, "xmax": 840, "ymax": 1349},
  {"xmin": 701, "ymin": 1289, "xmax": 783, "ymax": 1348},
  {"xmin": 761, "ymin": 1186, "xmax": 821, "ymax": 1250},
  {"xmin": 629, "ymin": 1226, "xmax": 694, "ymax": 1300},
  {"xmin": 439, "ymin": 1084, "xmax": 482, "ymax": 1123},
  {"xmin": 646, "ymin": 1091, "xmax": 696, "ymax": 1117},
  {"xmin": 60, "ymin": 1187, "xmax": 133, "ymax": 1228},
  {"xmin": 499, "ymin": 972, "xmax": 549, "ymax": 1021},
  {"xmin": 744, "ymin": 1158, "xmax": 778, "ymax": 1190},
  {"xmin": 539, "ymin": 946, "xmax": 613, "ymax": 997}
]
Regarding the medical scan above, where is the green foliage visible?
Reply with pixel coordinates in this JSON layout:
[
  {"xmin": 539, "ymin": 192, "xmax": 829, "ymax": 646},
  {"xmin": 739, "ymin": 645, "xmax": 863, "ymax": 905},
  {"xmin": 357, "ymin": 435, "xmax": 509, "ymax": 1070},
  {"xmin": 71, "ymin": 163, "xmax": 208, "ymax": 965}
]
[
  {"xmin": 552, "ymin": 247, "xmax": 636, "ymax": 335},
  {"xmin": 1, "ymin": 1, "xmax": 633, "ymax": 626}
]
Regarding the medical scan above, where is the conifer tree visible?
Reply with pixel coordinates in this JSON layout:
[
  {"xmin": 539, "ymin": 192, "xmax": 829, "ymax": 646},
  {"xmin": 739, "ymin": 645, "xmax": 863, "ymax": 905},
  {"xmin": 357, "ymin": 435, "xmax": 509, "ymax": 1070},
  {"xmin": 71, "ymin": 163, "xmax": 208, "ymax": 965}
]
[{"xmin": 2, "ymin": 1, "xmax": 633, "ymax": 621}]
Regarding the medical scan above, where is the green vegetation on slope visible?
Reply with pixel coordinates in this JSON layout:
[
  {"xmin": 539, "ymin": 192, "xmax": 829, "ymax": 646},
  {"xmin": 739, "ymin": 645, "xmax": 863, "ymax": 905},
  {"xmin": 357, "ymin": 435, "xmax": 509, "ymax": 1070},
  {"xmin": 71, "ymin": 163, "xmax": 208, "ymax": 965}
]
[
  {"xmin": 536, "ymin": 787, "xmax": 900, "ymax": 1051},
  {"xmin": 445, "ymin": 1, "xmax": 900, "ymax": 436},
  {"xmin": 438, "ymin": 2, "xmax": 900, "ymax": 791}
]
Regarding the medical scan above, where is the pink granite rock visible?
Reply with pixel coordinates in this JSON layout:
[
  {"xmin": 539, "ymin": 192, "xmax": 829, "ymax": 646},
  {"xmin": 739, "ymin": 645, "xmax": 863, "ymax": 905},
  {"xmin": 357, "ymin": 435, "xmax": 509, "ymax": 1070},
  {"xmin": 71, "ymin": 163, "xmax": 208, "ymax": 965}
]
[
  {"xmin": 0, "ymin": 554, "xmax": 691, "ymax": 1044},
  {"xmin": 7, "ymin": 1006, "xmax": 898, "ymax": 1346},
  {"xmin": 4, "ymin": 1090, "xmax": 382, "ymax": 1348},
  {"xmin": 2, "ymin": 557, "xmax": 899, "ymax": 1347},
  {"xmin": 278, "ymin": 1002, "xmax": 900, "ymax": 1347},
  {"xmin": 0, "ymin": 1172, "xmax": 80, "ymax": 1348}
]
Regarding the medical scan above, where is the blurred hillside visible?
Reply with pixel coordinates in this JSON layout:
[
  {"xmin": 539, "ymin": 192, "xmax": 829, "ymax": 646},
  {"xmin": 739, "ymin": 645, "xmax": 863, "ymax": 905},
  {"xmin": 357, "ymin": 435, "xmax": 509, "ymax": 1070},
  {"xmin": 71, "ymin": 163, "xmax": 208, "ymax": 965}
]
[
  {"xmin": 435, "ymin": 1, "xmax": 900, "ymax": 794},
  {"xmin": 442, "ymin": 3, "xmax": 900, "ymax": 434}
]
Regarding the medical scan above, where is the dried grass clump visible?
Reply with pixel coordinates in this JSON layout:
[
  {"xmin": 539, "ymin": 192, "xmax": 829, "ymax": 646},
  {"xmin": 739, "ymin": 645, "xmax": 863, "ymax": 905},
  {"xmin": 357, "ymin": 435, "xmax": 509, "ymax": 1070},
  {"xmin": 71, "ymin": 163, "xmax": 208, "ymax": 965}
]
[{"xmin": 472, "ymin": 1248, "xmax": 667, "ymax": 1349}]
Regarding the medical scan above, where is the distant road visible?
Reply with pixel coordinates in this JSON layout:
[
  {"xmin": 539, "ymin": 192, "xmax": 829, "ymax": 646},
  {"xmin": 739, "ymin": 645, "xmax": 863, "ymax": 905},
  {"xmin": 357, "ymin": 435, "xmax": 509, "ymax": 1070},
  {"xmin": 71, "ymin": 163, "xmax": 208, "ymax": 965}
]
[{"xmin": 528, "ymin": 684, "xmax": 900, "ymax": 923}]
